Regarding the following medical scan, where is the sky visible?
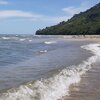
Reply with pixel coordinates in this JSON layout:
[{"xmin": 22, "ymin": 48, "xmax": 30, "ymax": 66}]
[{"xmin": 0, "ymin": 0, "xmax": 100, "ymax": 34}]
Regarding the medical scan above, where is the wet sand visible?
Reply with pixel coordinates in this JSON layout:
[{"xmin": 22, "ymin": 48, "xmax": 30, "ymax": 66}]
[{"xmin": 64, "ymin": 58, "xmax": 100, "ymax": 100}]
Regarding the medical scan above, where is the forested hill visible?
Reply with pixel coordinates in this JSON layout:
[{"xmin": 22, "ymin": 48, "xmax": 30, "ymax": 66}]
[{"xmin": 36, "ymin": 3, "xmax": 100, "ymax": 35}]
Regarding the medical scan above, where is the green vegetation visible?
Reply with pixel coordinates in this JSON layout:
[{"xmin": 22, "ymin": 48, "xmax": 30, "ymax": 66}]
[{"xmin": 36, "ymin": 3, "xmax": 100, "ymax": 35}]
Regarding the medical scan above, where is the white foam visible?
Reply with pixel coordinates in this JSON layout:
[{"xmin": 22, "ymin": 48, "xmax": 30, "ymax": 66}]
[
  {"xmin": 0, "ymin": 43, "xmax": 100, "ymax": 100},
  {"xmin": 40, "ymin": 50, "xmax": 47, "ymax": 53},
  {"xmin": 19, "ymin": 39, "xmax": 25, "ymax": 41},
  {"xmin": 2, "ymin": 37, "xmax": 10, "ymax": 40},
  {"xmin": 44, "ymin": 41, "xmax": 56, "ymax": 44},
  {"xmin": 29, "ymin": 40, "xmax": 32, "ymax": 42}
]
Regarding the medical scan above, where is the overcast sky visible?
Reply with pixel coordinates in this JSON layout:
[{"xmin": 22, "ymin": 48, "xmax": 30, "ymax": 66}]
[{"xmin": 0, "ymin": 0, "xmax": 99, "ymax": 34}]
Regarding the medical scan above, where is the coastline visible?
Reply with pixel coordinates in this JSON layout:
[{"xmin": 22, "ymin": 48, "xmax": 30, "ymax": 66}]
[
  {"xmin": 63, "ymin": 41, "xmax": 100, "ymax": 100},
  {"xmin": 63, "ymin": 59, "xmax": 100, "ymax": 100},
  {"xmin": 61, "ymin": 35, "xmax": 100, "ymax": 40},
  {"xmin": 0, "ymin": 37, "xmax": 100, "ymax": 100}
]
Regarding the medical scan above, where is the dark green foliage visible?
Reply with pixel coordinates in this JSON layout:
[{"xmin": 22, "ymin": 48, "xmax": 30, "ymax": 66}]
[{"xmin": 36, "ymin": 3, "xmax": 100, "ymax": 35}]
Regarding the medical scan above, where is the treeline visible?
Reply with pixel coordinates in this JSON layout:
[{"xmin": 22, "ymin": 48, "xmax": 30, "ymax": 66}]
[{"xmin": 36, "ymin": 3, "xmax": 100, "ymax": 35}]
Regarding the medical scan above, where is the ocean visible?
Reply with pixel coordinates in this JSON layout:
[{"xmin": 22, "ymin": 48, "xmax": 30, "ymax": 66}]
[{"xmin": 0, "ymin": 34, "xmax": 99, "ymax": 100}]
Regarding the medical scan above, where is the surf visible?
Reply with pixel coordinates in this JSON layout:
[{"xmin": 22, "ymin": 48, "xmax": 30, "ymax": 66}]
[
  {"xmin": 44, "ymin": 41, "xmax": 56, "ymax": 44},
  {"xmin": 0, "ymin": 43, "xmax": 100, "ymax": 100}
]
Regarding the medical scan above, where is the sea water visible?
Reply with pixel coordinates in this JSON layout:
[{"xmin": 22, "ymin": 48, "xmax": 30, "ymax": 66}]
[{"xmin": 0, "ymin": 34, "xmax": 99, "ymax": 100}]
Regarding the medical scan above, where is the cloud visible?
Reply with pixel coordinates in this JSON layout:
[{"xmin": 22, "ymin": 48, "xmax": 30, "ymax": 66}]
[
  {"xmin": 62, "ymin": 7, "xmax": 83, "ymax": 15},
  {"xmin": 0, "ymin": 1, "xmax": 92, "ymax": 25},
  {"xmin": 0, "ymin": 10, "xmax": 71, "ymax": 24},
  {"xmin": 0, "ymin": 0, "xmax": 9, "ymax": 5},
  {"xmin": 0, "ymin": 1, "xmax": 92, "ymax": 24},
  {"xmin": 0, "ymin": 10, "xmax": 42, "ymax": 19},
  {"xmin": 62, "ymin": 1, "xmax": 91, "ymax": 16},
  {"xmin": 34, "ymin": 15, "xmax": 71, "ymax": 23}
]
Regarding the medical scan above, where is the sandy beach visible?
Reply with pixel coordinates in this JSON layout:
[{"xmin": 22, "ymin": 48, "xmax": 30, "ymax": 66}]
[
  {"xmin": 0, "ymin": 35, "xmax": 100, "ymax": 100},
  {"xmin": 63, "ymin": 39, "xmax": 100, "ymax": 100}
]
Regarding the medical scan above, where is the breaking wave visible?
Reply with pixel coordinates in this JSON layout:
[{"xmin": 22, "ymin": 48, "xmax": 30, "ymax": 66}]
[
  {"xmin": 1, "ymin": 37, "xmax": 10, "ymax": 40},
  {"xmin": 0, "ymin": 43, "xmax": 100, "ymax": 100},
  {"xmin": 44, "ymin": 41, "xmax": 56, "ymax": 44},
  {"xmin": 0, "ymin": 36, "xmax": 33, "ymax": 42},
  {"xmin": 39, "ymin": 50, "xmax": 48, "ymax": 53}
]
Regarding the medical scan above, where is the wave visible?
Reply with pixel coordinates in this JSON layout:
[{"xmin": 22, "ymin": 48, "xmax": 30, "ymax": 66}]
[
  {"xmin": 1, "ymin": 36, "xmax": 23, "ymax": 41},
  {"xmin": 0, "ymin": 36, "xmax": 33, "ymax": 41},
  {"xmin": 0, "ymin": 43, "xmax": 100, "ymax": 100},
  {"xmin": 1, "ymin": 37, "xmax": 10, "ymax": 40},
  {"xmin": 44, "ymin": 41, "xmax": 56, "ymax": 44},
  {"xmin": 39, "ymin": 50, "xmax": 48, "ymax": 53},
  {"xmin": 19, "ymin": 38, "xmax": 26, "ymax": 41},
  {"xmin": 1, "ymin": 36, "xmax": 33, "ymax": 42},
  {"xmin": 29, "ymin": 40, "xmax": 33, "ymax": 42}
]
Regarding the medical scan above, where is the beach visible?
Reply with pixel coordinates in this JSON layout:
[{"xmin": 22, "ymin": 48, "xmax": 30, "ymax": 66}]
[
  {"xmin": 0, "ymin": 35, "xmax": 100, "ymax": 100},
  {"xmin": 0, "ymin": 0, "xmax": 100, "ymax": 99},
  {"xmin": 64, "ymin": 59, "xmax": 100, "ymax": 100},
  {"xmin": 63, "ymin": 40, "xmax": 100, "ymax": 100}
]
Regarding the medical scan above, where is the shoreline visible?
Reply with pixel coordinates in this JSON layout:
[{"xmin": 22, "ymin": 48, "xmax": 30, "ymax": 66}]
[
  {"xmin": 63, "ymin": 59, "xmax": 100, "ymax": 100},
  {"xmin": 63, "ymin": 43, "xmax": 100, "ymax": 100},
  {"xmin": 0, "ymin": 38, "xmax": 100, "ymax": 100},
  {"xmin": 62, "ymin": 35, "xmax": 100, "ymax": 41}
]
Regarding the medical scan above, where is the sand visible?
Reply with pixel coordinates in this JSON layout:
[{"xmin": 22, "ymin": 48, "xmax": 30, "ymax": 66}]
[{"xmin": 62, "ymin": 40, "xmax": 100, "ymax": 100}]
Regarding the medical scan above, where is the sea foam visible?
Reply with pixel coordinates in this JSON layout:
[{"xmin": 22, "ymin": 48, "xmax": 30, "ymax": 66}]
[
  {"xmin": 2, "ymin": 37, "xmax": 10, "ymax": 40},
  {"xmin": 44, "ymin": 41, "xmax": 56, "ymax": 44},
  {"xmin": 0, "ymin": 43, "xmax": 100, "ymax": 100}
]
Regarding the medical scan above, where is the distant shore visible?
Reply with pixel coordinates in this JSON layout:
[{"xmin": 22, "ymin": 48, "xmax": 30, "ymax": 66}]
[
  {"xmin": 63, "ymin": 35, "xmax": 100, "ymax": 38},
  {"xmin": 62, "ymin": 35, "xmax": 100, "ymax": 41}
]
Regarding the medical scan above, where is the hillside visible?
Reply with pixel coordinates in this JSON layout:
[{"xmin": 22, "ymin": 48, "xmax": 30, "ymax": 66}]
[{"xmin": 36, "ymin": 3, "xmax": 100, "ymax": 35}]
